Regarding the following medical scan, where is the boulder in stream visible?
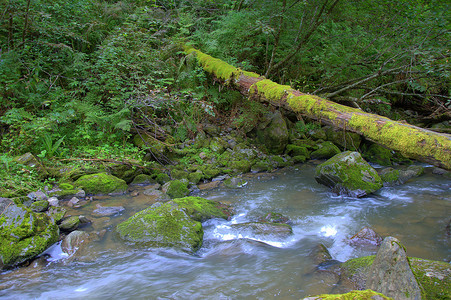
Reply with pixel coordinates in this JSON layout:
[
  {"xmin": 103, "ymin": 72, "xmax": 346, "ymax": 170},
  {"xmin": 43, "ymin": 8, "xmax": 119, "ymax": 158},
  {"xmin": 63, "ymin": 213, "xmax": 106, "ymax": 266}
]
[
  {"xmin": 74, "ymin": 173, "xmax": 127, "ymax": 195},
  {"xmin": 116, "ymin": 197, "xmax": 229, "ymax": 252},
  {"xmin": 349, "ymin": 226, "xmax": 383, "ymax": 247},
  {"xmin": 116, "ymin": 201, "xmax": 203, "ymax": 252},
  {"xmin": 0, "ymin": 198, "xmax": 59, "ymax": 269},
  {"xmin": 315, "ymin": 151, "xmax": 383, "ymax": 197},
  {"xmin": 338, "ymin": 236, "xmax": 449, "ymax": 299},
  {"xmin": 366, "ymin": 237, "xmax": 422, "ymax": 300}
]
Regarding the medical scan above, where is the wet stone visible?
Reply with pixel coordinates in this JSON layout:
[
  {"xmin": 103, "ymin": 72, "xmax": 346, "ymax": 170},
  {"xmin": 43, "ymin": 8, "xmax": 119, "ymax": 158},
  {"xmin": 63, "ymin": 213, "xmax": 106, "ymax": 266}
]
[{"xmin": 92, "ymin": 204, "xmax": 125, "ymax": 217}]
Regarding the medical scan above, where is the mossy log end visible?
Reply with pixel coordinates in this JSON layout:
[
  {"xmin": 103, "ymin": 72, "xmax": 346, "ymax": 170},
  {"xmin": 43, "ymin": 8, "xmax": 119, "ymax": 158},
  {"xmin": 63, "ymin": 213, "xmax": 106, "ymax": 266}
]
[{"xmin": 184, "ymin": 46, "xmax": 451, "ymax": 170}]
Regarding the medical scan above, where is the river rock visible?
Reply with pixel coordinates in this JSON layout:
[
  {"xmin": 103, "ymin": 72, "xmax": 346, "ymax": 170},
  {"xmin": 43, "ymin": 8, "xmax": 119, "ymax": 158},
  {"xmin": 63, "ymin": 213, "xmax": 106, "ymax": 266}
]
[
  {"xmin": 67, "ymin": 197, "xmax": 80, "ymax": 208},
  {"xmin": 131, "ymin": 174, "xmax": 156, "ymax": 185},
  {"xmin": 58, "ymin": 216, "xmax": 81, "ymax": 232},
  {"xmin": 61, "ymin": 230, "xmax": 91, "ymax": 256},
  {"xmin": 46, "ymin": 206, "xmax": 66, "ymax": 223},
  {"xmin": 223, "ymin": 177, "xmax": 247, "ymax": 188},
  {"xmin": 27, "ymin": 191, "xmax": 48, "ymax": 202},
  {"xmin": 116, "ymin": 201, "xmax": 203, "ymax": 252},
  {"xmin": 47, "ymin": 197, "xmax": 59, "ymax": 207},
  {"xmin": 398, "ymin": 165, "xmax": 424, "ymax": 183},
  {"xmin": 366, "ymin": 237, "xmax": 422, "ymax": 300},
  {"xmin": 260, "ymin": 212, "xmax": 291, "ymax": 224},
  {"xmin": 74, "ymin": 173, "xmax": 128, "ymax": 195},
  {"xmin": 231, "ymin": 222, "xmax": 293, "ymax": 238},
  {"xmin": 309, "ymin": 244, "xmax": 333, "ymax": 265},
  {"xmin": 256, "ymin": 110, "xmax": 289, "ymax": 154},
  {"xmin": 92, "ymin": 204, "xmax": 125, "ymax": 217},
  {"xmin": 171, "ymin": 196, "xmax": 229, "ymax": 222},
  {"xmin": 0, "ymin": 198, "xmax": 59, "ymax": 269},
  {"xmin": 349, "ymin": 226, "xmax": 383, "ymax": 247},
  {"xmin": 163, "ymin": 180, "xmax": 189, "ymax": 199},
  {"xmin": 49, "ymin": 183, "xmax": 85, "ymax": 199},
  {"xmin": 310, "ymin": 141, "xmax": 341, "ymax": 159},
  {"xmin": 315, "ymin": 151, "xmax": 383, "ymax": 197},
  {"xmin": 30, "ymin": 200, "xmax": 49, "ymax": 213}
]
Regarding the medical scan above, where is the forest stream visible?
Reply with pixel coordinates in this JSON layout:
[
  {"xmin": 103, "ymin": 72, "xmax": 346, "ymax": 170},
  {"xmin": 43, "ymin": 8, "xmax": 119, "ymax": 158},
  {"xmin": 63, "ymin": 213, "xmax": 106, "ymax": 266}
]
[{"xmin": 1, "ymin": 163, "xmax": 450, "ymax": 299}]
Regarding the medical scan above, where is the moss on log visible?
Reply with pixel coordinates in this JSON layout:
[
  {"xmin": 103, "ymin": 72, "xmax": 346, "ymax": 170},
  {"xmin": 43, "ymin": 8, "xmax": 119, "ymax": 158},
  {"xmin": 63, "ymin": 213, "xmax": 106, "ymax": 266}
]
[{"xmin": 184, "ymin": 46, "xmax": 451, "ymax": 170}]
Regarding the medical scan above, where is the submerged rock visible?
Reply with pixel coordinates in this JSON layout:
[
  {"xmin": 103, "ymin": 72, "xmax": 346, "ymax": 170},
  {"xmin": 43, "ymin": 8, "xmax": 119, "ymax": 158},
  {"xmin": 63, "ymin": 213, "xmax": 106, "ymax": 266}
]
[
  {"xmin": 0, "ymin": 198, "xmax": 59, "ymax": 269},
  {"xmin": 315, "ymin": 151, "xmax": 383, "ymax": 197},
  {"xmin": 309, "ymin": 244, "xmax": 333, "ymax": 266},
  {"xmin": 231, "ymin": 222, "xmax": 293, "ymax": 238},
  {"xmin": 92, "ymin": 204, "xmax": 125, "ymax": 217},
  {"xmin": 74, "ymin": 173, "xmax": 127, "ymax": 195}
]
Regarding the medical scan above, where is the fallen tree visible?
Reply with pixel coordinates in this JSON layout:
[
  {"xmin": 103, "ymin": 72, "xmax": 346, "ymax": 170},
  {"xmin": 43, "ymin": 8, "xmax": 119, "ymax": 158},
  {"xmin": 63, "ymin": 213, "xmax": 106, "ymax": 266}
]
[{"xmin": 184, "ymin": 46, "xmax": 451, "ymax": 170}]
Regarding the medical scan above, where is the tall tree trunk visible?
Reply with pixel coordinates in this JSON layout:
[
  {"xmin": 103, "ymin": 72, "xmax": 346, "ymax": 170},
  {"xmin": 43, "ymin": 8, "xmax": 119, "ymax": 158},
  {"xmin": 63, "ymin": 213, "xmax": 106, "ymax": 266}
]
[{"xmin": 184, "ymin": 46, "xmax": 451, "ymax": 170}]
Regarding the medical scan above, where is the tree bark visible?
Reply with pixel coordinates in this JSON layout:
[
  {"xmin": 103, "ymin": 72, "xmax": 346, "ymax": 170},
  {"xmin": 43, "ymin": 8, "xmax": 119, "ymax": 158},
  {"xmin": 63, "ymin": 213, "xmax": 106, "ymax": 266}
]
[{"xmin": 184, "ymin": 46, "xmax": 451, "ymax": 170}]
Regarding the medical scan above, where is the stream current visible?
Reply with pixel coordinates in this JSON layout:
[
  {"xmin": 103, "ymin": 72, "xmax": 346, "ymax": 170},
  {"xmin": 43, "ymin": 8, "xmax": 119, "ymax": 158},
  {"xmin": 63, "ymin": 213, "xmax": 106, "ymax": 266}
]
[{"xmin": 1, "ymin": 163, "xmax": 450, "ymax": 299}]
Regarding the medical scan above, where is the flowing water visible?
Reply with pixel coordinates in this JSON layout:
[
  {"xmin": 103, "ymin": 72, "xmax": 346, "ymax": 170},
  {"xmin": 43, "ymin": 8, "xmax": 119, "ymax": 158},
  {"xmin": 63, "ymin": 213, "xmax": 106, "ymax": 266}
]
[{"xmin": 1, "ymin": 163, "xmax": 450, "ymax": 299}]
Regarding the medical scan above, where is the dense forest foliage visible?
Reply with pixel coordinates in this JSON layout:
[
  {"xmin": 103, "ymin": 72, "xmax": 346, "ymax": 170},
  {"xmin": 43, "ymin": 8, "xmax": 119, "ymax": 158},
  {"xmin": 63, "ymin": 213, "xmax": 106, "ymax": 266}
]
[{"xmin": 0, "ymin": 0, "xmax": 450, "ymax": 194}]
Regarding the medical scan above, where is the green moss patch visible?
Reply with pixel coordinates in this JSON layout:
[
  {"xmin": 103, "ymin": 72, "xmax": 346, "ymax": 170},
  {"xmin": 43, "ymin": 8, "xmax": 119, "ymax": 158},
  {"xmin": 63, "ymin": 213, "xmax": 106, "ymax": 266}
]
[{"xmin": 74, "ymin": 173, "xmax": 128, "ymax": 195}]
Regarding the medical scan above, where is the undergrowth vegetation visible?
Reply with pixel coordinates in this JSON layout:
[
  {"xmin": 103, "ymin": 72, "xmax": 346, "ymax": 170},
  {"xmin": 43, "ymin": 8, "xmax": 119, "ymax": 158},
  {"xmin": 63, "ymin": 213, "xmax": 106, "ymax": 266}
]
[{"xmin": 0, "ymin": 0, "xmax": 449, "ymax": 198}]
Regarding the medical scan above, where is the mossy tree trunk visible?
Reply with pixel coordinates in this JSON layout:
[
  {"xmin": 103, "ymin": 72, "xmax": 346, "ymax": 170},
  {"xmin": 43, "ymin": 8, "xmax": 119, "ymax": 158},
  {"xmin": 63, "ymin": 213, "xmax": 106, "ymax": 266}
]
[{"xmin": 184, "ymin": 46, "xmax": 451, "ymax": 170}]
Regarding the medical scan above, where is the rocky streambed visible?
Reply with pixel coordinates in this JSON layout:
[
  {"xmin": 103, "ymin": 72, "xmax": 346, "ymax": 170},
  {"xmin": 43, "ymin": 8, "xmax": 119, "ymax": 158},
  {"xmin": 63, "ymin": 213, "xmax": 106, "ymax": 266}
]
[{"xmin": 1, "ymin": 160, "xmax": 450, "ymax": 299}]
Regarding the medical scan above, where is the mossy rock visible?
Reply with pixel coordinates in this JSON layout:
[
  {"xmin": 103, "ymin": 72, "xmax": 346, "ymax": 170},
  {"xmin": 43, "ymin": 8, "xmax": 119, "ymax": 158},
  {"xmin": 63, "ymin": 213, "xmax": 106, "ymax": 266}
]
[
  {"xmin": 155, "ymin": 173, "xmax": 170, "ymax": 184},
  {"xmin": 286, "ymin": 144, "xmax": 310, "ymax": 158},
  {"xmin": 251, "ymin": 160, "xmax": 274, "ymax": 172},
  {"xmin": 340, "ymin": 255, "xmax": 450, "ymax": 300},
  {"xmin": 410, "ymin": 258, "xmax": 451, "ymax": 300},
  {"xmin": 378, "ymin": 167, "xmax": 401, "ymax": 186},
  {"xmin": 58, "ymin": 216, "xmax": 80, "ymax": 232},
  {"xmin": 199, "ymin": 166, "xmax": 221, "ymax": 179},
  {"xmin": 172, "ymin": 196, "xmax": 229, "ymax": 222},
  {"xmin": 188, "ymin": 170, "xmax": 203, "ymax": 184},
  {"xmin": 0, "ymin": 198, "xmax": 59, "ymax": 269},
  {"xmin": 303, "ymin": 289, "xmax": 392, "ymax": 300},
  {"xmin": 116, "ymin": 201, "xmax": 203, "ymax": 252},
  {"xmin": 363, "ymin": 143, "xmax": 393, "ymax": 166},
  {"xmin": 131, "ymin": 174, "xmax": 156, "ymax": 185},
  {"xmin": 30, "ymin": 200, "xmax": 49, "ymax": 213},
  {"xmin": 74, "ymin": 173, "xmax": 128, "ymax": 195},
  {"xmin": 171, "ymin": 169, "xmax": 189, "ymax": 180},
  {"xmin": 315, "ymin": 151, "xmax": 383, "ymax": 197},
  {"xmin": 49, "ymin": 183, "xmax": 85, "ymax": 199},
  {"xmin": 256, "ymin": 111, "xmax": 289, "ymax": 154},
  {"xmin": 165, "ymin": 180, "xmax": 190, "ymax": 199},
  {"xmin": 311, "ymin": 141, "xmax": 341, "ymax": 159},
  {"xmin": 209, "ymin": 137, "xmax": 227, "ymax": 154},
  {"xmin": 46, "ymin": 206, "xmax": 66, "ymax": 223},
  {"xmin": 228, "ymin": 159, "xmax": 252, "ymax": 174},
  {"xmin": 110, "ymin": 164, "xmax": 141, "ymax": 184}
]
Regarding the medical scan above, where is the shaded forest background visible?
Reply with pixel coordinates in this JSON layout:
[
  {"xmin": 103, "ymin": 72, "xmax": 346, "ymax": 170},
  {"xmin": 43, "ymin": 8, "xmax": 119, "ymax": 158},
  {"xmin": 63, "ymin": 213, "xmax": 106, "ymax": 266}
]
[{"xmin": 0, "ymin": 0, "xmax": 449, "ymax": 164}]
